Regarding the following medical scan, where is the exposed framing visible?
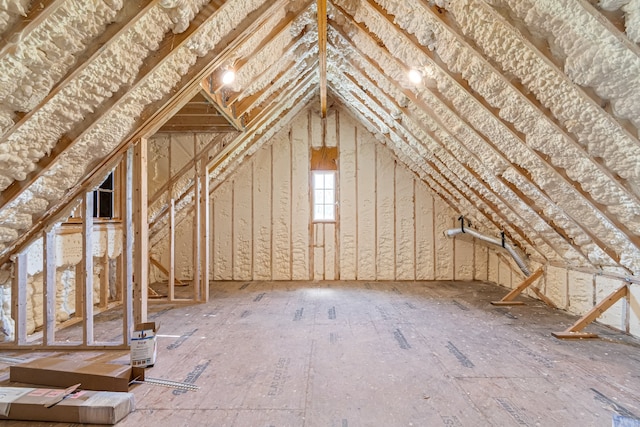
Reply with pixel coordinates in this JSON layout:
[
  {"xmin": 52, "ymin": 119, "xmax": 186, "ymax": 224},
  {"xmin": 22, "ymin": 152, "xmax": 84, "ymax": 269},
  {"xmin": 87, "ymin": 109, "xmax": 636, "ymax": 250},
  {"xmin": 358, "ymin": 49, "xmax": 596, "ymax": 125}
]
[
  {"xmin": 0, "ymin": 150, "xmax": 143, "ymax": 350},
  {"xmin": 552, "ymin": 285, "xmax": 629, "ymax": 339}
]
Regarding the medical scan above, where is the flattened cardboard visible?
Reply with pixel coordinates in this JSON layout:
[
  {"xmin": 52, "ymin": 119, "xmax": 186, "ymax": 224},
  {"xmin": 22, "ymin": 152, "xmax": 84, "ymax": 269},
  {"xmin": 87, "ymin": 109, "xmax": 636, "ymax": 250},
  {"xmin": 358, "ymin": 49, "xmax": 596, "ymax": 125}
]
[
  {"xmin": 10, "ymin": 357, "xmax": 144, "ymax": 392},
  {"xmin": 131, "ymin": 321, "xmax": 158, "ymax": 368},
  {"xmin": 0, "ymin": 387, "xmax": 134, "ymax": 425}
]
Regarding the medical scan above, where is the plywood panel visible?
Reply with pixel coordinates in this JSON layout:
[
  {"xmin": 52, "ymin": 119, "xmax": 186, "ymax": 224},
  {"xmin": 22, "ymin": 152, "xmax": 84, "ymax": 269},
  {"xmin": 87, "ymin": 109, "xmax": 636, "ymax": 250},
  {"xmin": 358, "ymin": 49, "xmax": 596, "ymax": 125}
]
[
  {"xmin": 376, "ymin": 145, "xmax": 395, "ymax": 280},
  {"xmin": 395, "ymin": 164, "xmax": 415, "ymax": 280},
  {"xmin": 415, "ymin": 183, "xmax": 434, "ymax": 280},
  {"xmin": 338, "ymin": 113, "xmax": 357, "ymax": 280},
  {"xmin": 212, "ymin": 183, "xmax": 232, "ymax": 280},
  {"xmin": 272, "ymin": 135, "xmax": 292, "ymax": 280},
  {"xmin": 253, "ymin": 147, "xmax": 272, "ymax": 280},
  {"xmin": 291, "ymin": 116, "xmax": 310, "ymax": 280},
  {"xmin": 233, "ymin": 176, "xmax": 252, "ymax": 280},
  {"xmin": 356, "ymin": 132, "xmax": 376, "ymax": 280}
]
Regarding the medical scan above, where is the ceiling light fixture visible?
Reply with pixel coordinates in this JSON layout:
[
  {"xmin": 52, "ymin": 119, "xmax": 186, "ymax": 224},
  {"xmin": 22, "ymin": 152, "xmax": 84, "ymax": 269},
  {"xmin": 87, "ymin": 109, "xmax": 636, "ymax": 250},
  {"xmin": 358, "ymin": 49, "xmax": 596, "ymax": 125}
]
[
  {"xmin": 408, "ymin": 68, "xmax": 423, "ymax": 84},
  {"xmin": 221, "ymin": 69, "xmax": 236, "ymax": 85}
]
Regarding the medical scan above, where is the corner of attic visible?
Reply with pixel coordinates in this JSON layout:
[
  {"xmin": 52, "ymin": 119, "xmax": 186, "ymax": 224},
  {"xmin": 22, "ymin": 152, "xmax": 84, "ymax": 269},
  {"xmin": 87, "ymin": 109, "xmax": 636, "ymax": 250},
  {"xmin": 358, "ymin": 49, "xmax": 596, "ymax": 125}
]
[{"xmin": 0, "ymin": 0, "xmax": 638, "ymax": 361}]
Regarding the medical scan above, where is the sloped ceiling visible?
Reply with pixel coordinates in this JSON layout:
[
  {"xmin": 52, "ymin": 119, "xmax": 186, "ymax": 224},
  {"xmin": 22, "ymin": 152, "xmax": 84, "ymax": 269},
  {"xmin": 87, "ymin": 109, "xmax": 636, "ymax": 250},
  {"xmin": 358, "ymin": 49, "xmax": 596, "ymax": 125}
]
[{"xmin": 0, "ymin": 0, "xmax": 639, "ymax": 277}]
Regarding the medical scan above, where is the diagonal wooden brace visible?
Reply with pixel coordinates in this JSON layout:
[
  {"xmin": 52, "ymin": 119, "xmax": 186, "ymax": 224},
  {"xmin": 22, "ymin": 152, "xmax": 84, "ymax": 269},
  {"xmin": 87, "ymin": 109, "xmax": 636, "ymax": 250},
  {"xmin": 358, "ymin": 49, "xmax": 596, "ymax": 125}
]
[
  {"xmin": 552, "ymin": 284, "xmax": 628, "ymax": 339},
  {"xmin": 150, "ymin": 256, "xmax": 185, "ymax": 286},
  {"xmin": 491, "ymin": 267, "xmax": 544, "ymax": 306}
]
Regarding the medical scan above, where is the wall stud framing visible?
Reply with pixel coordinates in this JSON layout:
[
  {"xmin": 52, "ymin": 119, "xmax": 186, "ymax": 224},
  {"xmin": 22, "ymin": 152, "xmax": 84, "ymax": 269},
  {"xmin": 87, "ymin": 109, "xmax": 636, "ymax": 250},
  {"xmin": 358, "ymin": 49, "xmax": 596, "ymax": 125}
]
[
  {"xmin": 82, "ymin": 191, "xmax": 95, "ymax": 345},
  {"xmin": 169, "ymin": 198, "xmax": 176, "ymax": 300},
  {"xmin": 43, "ymin": 228, "xmax": 56, "ymax": 345},
  {"xmin": 199, "ymin": 156, "xmax": 210, "ymax": 301},
  {"xmin": 11, "ymin": 252, "xmax": 27, "ymax": 345},
  {"xmin": 133, "ymin": 138, "xmax": 148, "ymax": 325}
]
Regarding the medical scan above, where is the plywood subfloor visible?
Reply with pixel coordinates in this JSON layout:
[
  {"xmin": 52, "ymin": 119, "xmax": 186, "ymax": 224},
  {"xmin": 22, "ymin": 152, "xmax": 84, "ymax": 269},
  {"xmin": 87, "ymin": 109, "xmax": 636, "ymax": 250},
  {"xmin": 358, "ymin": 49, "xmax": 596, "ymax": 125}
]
[{"xmin": 1, "ymin": 280, "xmax": 640, "ymax": 426}]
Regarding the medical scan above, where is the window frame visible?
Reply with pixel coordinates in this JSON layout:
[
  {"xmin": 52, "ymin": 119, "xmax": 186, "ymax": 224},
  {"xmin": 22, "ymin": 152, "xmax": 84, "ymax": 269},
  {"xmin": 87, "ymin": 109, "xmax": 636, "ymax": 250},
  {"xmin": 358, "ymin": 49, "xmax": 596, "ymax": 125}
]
[{"xmin": 311, "ymin": 170, "xmax": 337, "ymax": 223}]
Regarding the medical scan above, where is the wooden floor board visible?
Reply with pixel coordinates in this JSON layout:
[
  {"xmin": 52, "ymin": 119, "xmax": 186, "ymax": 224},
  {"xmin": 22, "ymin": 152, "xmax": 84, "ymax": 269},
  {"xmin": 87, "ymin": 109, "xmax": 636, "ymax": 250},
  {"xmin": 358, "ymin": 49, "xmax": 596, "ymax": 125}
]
[{"xmin": 1, "ymin": 280, "xmax": 639, "ymax": 426}]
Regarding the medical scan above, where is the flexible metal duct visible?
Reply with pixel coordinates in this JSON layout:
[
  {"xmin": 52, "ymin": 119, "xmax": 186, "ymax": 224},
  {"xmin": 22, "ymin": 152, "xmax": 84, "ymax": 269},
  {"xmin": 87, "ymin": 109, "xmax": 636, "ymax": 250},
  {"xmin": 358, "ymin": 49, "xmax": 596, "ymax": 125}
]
[{"xmin": 445, "ymin": 227, "xmax": 531, "ymax": 277}]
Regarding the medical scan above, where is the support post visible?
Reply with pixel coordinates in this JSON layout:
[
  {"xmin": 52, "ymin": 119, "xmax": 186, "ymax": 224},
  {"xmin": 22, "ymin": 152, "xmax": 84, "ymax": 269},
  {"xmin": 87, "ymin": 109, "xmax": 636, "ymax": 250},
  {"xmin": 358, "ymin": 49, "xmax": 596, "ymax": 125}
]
[
  {"xmin": 123, "ymin": 147, "xmax": 134, "ymax": 344},
  {"xmin": 552, "ymin": 285, "xmax": 628, "ymax": 339},
  {"xmin": 192, "ymin": 161, "xmax": 201, "ymax": 301},
  {"xmin": 99, "ymin": 252, "xmax": 109, "ymax": 308},
  {"xmin": 133, "ymin": 138, "xmax": 148, "ymax": 325},
  {"xmin": 199, "ymin": 156, "xmax": 210, "ymax": 302},
  {"xmin": 169, "ymin": 198, "xmax": 176, "ymax": 301},
  {"xmin": 83, "ymin": 191, "xmax": 94, "ymax": 345},
  {"xmin": 12, "ymin": 252, "xmax": 27, "ymax": 345},
  {"xmin": 491, "ymin": 267, "xmax": 544, "ymax": 306},
  {"xmin": 43, "ymin": 228, "xmax": 56, "ymax": 345}
]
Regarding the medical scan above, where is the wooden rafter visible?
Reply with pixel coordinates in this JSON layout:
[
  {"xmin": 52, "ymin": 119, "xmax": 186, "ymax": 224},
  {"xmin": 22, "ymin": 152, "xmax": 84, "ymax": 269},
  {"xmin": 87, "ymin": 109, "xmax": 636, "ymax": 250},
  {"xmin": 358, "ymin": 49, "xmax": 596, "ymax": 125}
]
[
  {"xmin": 360, "ymin": 0, "xmax": 639, "ymax": 270},
  {"xmin": 0, "ymin": 0, "xmax": 290, "ymax": 267},
  {"xmin": 0, "ymin": 1, "xmax": 158, "ymax": 146},
  {"xmin": 199, "ymin": 87, "xmax": 244, "ymax": 131},
  {"xmin": 151, "ymin": 80, "xmax": 316, "ymax": 249},
  {"xmin": 332, "ymin": 37, "xmax": 541, "ymax": 258},
  {"xmin": 414, "ymin": 0, "xmax": 640, "ymax": 256},
  {"xmin": 0, "ymin": 1, "xmax": 223, "ymax": 211},
  {"xmin": 233, "ymin": 54, "xmax": 311, "ymax": 120},
  {"xmin": 325, "ymin": 44, "xmax": 512, "ymax": 241},
  {"xmin": 337, "ymin": 82, "xmax": 478, "ymax": 213},
  {"xmin": 206, "ymin": 0, "xmax": 313, "ymax": 97},
  {"xmin": 327, "ymin": 19, "xmax": 557, "ymax": 259},
  {"xmin": 200, "ymin": 0, "xmax": 313, "ymax": 131},
  {"xmin": 240, "ymin": 62, "xmax": 318, "ymax": 128},
  {"xmin": 0, "ymin": 0, "xmax": 65, "ymax": 58},
  {"xmin": 331, "ymin": 95, "xmax": 461, "ymax": 214},
  {"xmin": 318, "ymin": 0, "xmax": 328, "ymax": 117},
  {"xmin": 209, "ymin": 66, "xmax": 317, "ymax": 173}
]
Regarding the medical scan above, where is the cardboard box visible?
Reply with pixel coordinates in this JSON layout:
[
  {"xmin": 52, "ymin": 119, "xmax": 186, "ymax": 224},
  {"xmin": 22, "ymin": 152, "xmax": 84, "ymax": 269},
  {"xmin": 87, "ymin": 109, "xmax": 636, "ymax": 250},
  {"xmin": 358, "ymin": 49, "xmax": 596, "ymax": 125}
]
[
  {"xmin": 131, "ymin": 322, "xmax": 158, "ymax": 367},
  {"xmin": 10, "ymin": 357, "xmax": 144, "ymax": 392},
  {"xmin": 0, "ymin": 386, "xmax": 134, "ymax": 424}
]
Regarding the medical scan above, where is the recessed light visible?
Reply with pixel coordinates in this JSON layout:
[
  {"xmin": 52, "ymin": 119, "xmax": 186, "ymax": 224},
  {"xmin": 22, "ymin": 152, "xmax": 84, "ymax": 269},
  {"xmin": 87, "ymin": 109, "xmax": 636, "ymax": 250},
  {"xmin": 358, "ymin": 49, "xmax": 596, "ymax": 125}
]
[
  {"xmin": 222, "ymin": 69, "xmax": 235, "ymax": 85},
  {"xmin": 408, "ymin": 69, "xmax": 422, "ymax": 84}
]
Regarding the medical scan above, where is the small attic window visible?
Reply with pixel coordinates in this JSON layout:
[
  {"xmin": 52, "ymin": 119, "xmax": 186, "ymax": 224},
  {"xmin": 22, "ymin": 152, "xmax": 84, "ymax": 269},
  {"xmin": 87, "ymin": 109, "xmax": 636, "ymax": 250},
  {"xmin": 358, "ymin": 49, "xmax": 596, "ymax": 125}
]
[
  {"xmin": 312, "ymin": 171, "xmax": 336, "ymax": 222},
  {"xmin": 93, "ymin": 172, "xmax": 115, "ymax": 219}
]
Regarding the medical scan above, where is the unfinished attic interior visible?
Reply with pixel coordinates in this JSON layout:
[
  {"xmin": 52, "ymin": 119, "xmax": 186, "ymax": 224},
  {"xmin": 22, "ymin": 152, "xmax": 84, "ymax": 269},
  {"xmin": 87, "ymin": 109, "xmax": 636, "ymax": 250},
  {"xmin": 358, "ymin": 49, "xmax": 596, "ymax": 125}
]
[{"xmin": 0, "ymin": 0, "xmax": 639, "ymax": 424}]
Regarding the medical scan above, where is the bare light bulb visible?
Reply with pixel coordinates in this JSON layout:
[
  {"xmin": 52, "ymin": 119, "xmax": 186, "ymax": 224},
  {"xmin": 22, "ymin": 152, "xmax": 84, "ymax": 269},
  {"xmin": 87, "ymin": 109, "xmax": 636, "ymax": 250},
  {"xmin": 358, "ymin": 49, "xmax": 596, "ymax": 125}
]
[
  {"xmin": 222, "ymin": 69, "xmax": 235, "ymax": 85},
  {"xmin": 408, "ymin": 69, "xmax": 423, "ymax": 84}
]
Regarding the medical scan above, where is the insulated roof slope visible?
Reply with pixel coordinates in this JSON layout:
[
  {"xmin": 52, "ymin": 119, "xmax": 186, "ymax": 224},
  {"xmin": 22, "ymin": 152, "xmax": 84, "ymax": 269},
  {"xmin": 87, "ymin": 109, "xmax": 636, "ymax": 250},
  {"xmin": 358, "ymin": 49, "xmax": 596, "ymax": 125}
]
[{"xmin": 0, "ymin": 0, "xmax": 638, "ymax": 279}]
